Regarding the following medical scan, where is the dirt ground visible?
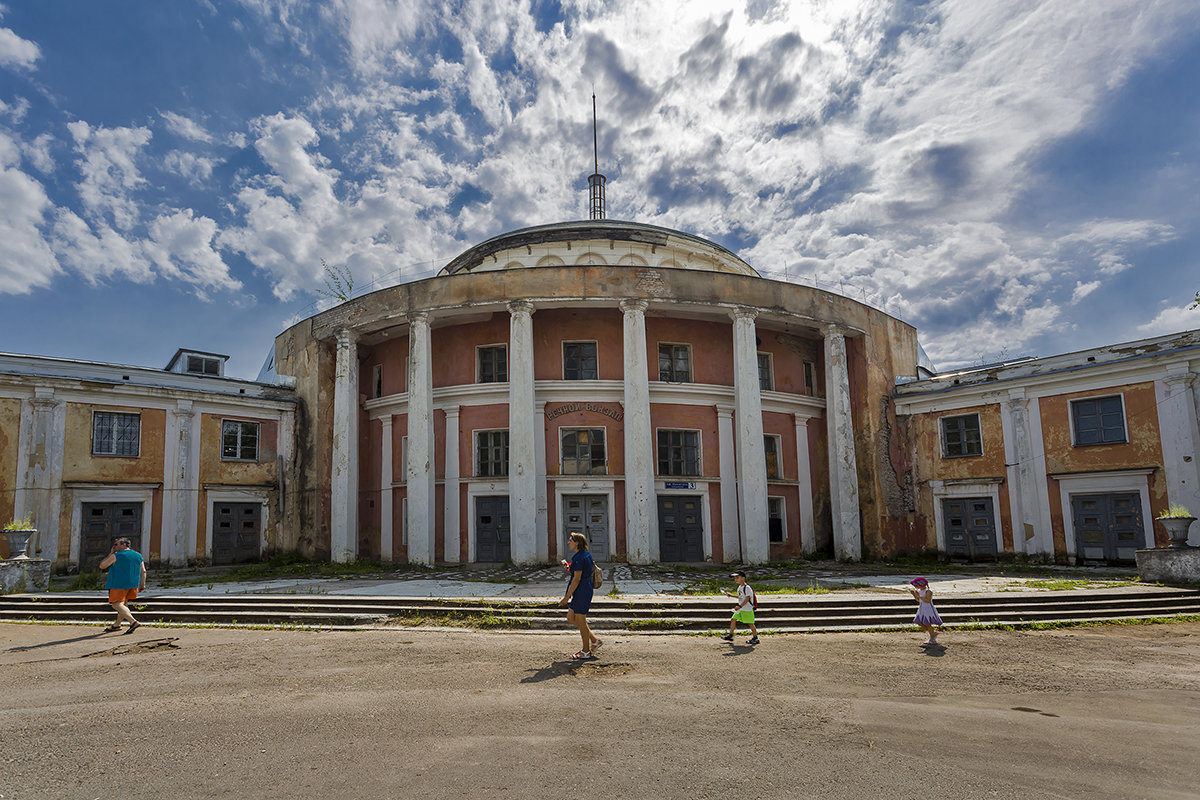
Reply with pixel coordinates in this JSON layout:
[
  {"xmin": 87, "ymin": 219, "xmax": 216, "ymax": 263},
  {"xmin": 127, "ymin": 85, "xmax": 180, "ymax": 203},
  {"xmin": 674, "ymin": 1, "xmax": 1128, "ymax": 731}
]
[{"xmin": 2, "ymin": 622, "xmax": 1198, "ymax": 800}]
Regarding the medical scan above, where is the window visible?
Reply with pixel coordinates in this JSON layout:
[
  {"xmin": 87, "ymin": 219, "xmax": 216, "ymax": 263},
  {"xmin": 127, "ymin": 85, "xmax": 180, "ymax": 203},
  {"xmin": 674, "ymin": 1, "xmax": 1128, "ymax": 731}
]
[
  {"xmin": 372, "ymin": 364, "xmax": 383, "ymax": 399},
  {"xmin": 768, "ymin": 497, "xmax": 785, "ymax": 543},
  {"xmin": 222, "ymin": 420, "xmax": 260, "ymax": 461},
  {"xmin": 563, "ymin": 341, "xmax": 598, "ymax": 380},
  {"xmin": 478, "ymin": 345, "xmax": 507, "ymax": 383},
  {"xmin": 1072, "ymin": 395, "xmax": 1126, "ymax": 446},
  {"xmin": 764, "ymin": 435, "xmax": 781, "ymax": 479},
  {"xmin": 941, "ymin": 414, "xmax": 982, "ymax": 458},
  {"xmin": 757, "ymin": 353, "xmax": 773, "ymax": 391},
  {"xmin": 186, "ymin": 355, "xmax": 221, "ymax": 375},
  {"xmin": 92, "ymin": 412, "xmax": 140, "ymax": 457},
  {"xmin": 803, "ymin": 361, "xmax": 816, "ymax": 396},
  {"xmin": 657, "ymin": 429, "xmax": 700, "ymax": 476},
  {"xmin": 561, "ymin": 428, "xmax": 606, "ymax": 474},
  {"xmin": 476, "ymin": 430, "xmax": 509, "ymax": 477},
  {"xmin": 658, "ymin": 343, "xmax": 691, "ymax": 382}
]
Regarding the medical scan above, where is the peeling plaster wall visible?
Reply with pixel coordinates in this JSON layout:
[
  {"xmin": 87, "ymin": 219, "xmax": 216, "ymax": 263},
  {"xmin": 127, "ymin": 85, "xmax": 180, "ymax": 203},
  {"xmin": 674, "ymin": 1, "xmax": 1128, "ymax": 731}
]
[{"xmin": 0, "ymin": 397, "xmax": 20, "ymax": 556}]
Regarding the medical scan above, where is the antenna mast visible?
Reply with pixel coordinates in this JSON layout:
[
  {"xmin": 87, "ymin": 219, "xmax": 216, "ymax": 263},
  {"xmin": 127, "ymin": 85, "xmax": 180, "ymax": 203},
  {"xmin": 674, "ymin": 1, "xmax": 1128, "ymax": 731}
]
[{"xmin": 588, "ymin": 91, "xmax": 606, "ymax": 220}]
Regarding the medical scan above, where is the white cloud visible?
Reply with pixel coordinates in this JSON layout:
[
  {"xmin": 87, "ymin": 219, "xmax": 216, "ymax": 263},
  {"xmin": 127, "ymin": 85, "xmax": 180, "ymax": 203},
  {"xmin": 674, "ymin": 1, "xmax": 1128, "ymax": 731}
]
[
  {"xmin": 67, "ymin": 121, "xmax": 152, "ymax": 231},
  {"xmin": 49, "ymin": 209, "xmax": 154, "ymax": 284},
  {"xmin": 1137, "ymin": 303, "xmax": 1200, "ymax": 338},
  {"xmin": 1071, "ymin": 281, "xmax": 1101, "ymax": 303},
  {"xmin": 145, "ymin": 209, "xmax": 241, "ymax": 293},
  {"xmin": 160, "ymin": 111, "xmax": 214, "ymax": 143},
  {"xmin": 0, "ymin": 25, "xmax": 40, "ymax": 70},
  {"xmin": 163, "ymin": 150, "xmax": 216, "ymax": 185},
  {"xmin": 0, "ymin": 133, "xmax": 59, "ymax": 294}
]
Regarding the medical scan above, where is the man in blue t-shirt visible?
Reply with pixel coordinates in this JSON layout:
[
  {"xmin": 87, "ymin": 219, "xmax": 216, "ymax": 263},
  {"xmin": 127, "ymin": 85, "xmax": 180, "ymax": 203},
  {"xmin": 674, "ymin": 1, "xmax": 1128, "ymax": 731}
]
[{"xmin": 99, "ymin": 537, "xmax": 146, "ymax": 634}]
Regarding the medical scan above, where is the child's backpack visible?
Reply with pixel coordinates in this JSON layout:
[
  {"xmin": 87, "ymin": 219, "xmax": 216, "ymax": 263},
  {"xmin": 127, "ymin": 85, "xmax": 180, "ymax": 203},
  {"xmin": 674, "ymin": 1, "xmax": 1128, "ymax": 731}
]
[
  {"xmin": 592, "ymin": 562, "xmax": 603, "ymax": 589},
  {"xmin": 750, "ymin": 590, "xmax": 758, "ymax": 610}
]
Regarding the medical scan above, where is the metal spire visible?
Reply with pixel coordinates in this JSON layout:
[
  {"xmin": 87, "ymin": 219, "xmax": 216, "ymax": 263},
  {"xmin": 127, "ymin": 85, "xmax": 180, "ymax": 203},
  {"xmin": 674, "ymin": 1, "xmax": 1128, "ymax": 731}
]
[{"xmin": 588, "ymin": 91, "xmax": 606, "ymax": 220}]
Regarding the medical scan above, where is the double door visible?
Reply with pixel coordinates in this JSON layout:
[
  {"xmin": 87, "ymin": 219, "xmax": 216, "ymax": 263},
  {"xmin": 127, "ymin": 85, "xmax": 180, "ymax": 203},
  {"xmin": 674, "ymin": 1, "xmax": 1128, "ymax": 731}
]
[
  {"xmin": 1072, "ymin": 493, "xmax": 1143, "ymax": 563},
  {"xmin": 475, "ymin": 496, "xmax": 511, "ymax": 563},
  {"xmin": 941, "ymin": 498, "xmax": 998, "ymax": 560},
  {"xmin": 658, "ymin": 495, "xmax": 704, "ymax": 562},
  {"xmin": 562, "ymin": 495, "xmax": 609, "ymax": 562},
  {"xmin": 213, "ymin": 503, "xmax": 262, "ymax": 565},
  {"xmin": 81, "ymin": 503, "xmax": 143, "ymax": 570}
]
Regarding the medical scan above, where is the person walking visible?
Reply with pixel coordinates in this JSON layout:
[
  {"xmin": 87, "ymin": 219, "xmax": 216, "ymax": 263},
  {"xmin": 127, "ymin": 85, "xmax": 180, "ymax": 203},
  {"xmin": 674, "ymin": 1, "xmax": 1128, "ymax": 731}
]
[
  {"xmin": 907, "ymin": 577, "xmax": 942, "ymax": 645},
  {"xmin": 721, "ymin": 570, "xmax": 759, "ymax": 645},
  {"xmin": 559, "ymin": 532, "xmax": 600, "ymax": 659},
  {"xmin": 99, "ymin": 537, "xmax": 146, "ymax": 634}
]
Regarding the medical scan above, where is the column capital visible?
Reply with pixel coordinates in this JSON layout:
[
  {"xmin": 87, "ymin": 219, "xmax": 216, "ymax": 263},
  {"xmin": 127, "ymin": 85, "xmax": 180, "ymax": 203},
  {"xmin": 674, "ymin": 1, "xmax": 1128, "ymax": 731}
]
[
  {"xmin": 619, "ymin": 298, "xmax": 648, "ymax": 315},
  {"xmin": 380, "ymin": 414, "xmax": 394, "ymax": 429},
  {"xmin": 1163, "ymin": 365, "xmax": 1197, "ymax": 388},
  {"xmin": 443, "ymin": 404, "xmax": 461, "ymax": 420},
  {"xmin": 715, "ymin": 404, "xmax": 735, "ymax": 419},
  {"xmin": 821, "ymin": 323, "xmax": 850, "ymax": 339},
  {"xmin": 507, "ymin": 299, "xmax": 535, "ymax": 317},
  {"xmin": 335, "ymin": 327, "xmax": 359, "ymax": 347},
  {"xmin": 730, "ymin": 306, "xmax": 759, "ymax": 323}
]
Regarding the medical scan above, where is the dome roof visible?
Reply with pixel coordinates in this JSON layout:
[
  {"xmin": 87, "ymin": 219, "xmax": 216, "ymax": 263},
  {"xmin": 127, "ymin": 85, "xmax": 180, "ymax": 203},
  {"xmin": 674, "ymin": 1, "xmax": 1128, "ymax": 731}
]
[{"xmin": 439, "ymin": 219, "xmax": 760, "ymax": 278}]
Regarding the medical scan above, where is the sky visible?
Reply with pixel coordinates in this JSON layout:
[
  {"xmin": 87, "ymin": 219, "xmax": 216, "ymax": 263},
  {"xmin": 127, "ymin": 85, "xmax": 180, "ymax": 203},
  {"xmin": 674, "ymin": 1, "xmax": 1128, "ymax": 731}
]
[{"xmin": 0, "ymin": 0, "xmax": 1198, "ymax": 379}]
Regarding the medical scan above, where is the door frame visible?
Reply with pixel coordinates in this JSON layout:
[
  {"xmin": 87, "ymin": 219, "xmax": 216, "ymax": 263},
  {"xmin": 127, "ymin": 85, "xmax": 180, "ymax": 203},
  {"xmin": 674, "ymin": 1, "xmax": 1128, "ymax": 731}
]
[
  {"xmin": 554, "ymin": 480, "xmax": 615, "ymax": 562},
  {"xmin": 930, "ymin": 480, "xmax": 1003, "ymax": 555},
  {"xmin": 466, "ymin": 480, "xmax": 509, "ymax": 563},
  {"xmin": 206, "ymin": 489, "xmax": 270, "ymax": 562},
  {"xmin": 1054, "ymin": 469, "xmax": 1154, "ymax": 563},
  {"xmin": 653, "ymin": 480, "xmax": 713, "ymax": 561},
  {"xmin": 67, "ymin": 484, "xmax": 155, "ymax": 567}
]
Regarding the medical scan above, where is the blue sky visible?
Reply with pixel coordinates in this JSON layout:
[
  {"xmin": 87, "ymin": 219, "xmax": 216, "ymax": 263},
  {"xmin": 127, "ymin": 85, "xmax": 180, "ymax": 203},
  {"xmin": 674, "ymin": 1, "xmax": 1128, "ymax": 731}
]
[{"xmin": 1, "ymin": 1, "xmax": 1198, "ymax": 378}]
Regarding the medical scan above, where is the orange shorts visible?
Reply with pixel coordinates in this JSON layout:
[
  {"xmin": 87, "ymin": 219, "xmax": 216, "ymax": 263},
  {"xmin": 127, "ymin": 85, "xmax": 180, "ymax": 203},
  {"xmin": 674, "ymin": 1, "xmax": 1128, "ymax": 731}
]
[{"xmin": 108, "ymin": 588, "xmax": 139, "ymax": 603}]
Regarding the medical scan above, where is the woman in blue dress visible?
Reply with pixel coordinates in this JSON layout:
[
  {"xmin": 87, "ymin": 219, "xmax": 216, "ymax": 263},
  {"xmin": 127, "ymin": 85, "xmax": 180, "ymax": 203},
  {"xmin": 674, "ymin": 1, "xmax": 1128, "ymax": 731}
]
[{"xmin": 559, "ymin": 532, "xmax": 601, "ymax": 659}]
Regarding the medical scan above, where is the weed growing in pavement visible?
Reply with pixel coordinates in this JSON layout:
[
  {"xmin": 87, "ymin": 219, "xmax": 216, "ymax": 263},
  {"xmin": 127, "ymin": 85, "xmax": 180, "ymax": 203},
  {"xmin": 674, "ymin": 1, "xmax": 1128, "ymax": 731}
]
[
  {"xmin": 57, "ymin": 570, "xmax": 102, "ymax": 592},
  {"xmin": 1019, "ymin": 578, "xmax": 1138, "ymax": 591},
  {"xmin": 626, "ymin": 618, "xmax": 687, "ymax": 630},
  {"xmin": 383, "ymin": 609, "xmax": 534, "ymax": 629}
]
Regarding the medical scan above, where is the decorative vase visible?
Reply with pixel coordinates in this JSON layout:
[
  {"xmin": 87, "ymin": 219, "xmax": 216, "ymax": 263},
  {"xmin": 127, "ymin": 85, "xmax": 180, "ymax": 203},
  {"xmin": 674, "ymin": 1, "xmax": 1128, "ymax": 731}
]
[
  {"xmin": 1156, "ymin": 517, "xmax": 1196, "ymax": 549},
  {"xmin": 3, "ymin": 529, "xmax": 34, "ymax": 560}
]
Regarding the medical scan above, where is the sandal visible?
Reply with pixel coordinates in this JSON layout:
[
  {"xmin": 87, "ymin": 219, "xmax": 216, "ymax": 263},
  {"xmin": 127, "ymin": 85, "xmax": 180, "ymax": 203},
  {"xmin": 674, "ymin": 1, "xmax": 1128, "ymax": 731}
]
[
  {"xmin": 103, "ymin": 624, "xmax": 122, "ymax": 633},
  {"xmin": 569, "ymin": 651, "xmax": 593, "ymax": 660},
  {"xmin": 592, "ymin": 639, "xmax": 603, "ymax": 651},
  {"xmin": 122, "ymin": 621, "xmax": 141, "ymax": 635}
]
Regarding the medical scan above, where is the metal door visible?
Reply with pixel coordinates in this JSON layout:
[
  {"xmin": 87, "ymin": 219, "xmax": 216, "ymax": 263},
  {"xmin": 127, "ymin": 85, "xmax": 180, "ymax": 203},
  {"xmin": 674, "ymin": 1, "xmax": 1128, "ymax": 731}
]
[
  {"xmin": 1072, "ymin": 493, "xmax": 1144, "ymax": 563},
  {"xmin": 475, "ymin": 495, "xmax": 511, "ymax": 562},
  {"xmin": 81, "ymin": 502, "xmax": 143, "ymax": 570},
  {"xmin": 212, "ymin": 503, "xmax": 262, "ymax": 565},
  {"xmin": 657, "ymin": 495, "xmax": 704, "ymax": 562},
  {"xmin": 942, "ymin": 498, "xmax": 998, "ymax": 560},
  {"xmin": 562, "ymin": 495, "xmax": 609, "ymax": 561}
]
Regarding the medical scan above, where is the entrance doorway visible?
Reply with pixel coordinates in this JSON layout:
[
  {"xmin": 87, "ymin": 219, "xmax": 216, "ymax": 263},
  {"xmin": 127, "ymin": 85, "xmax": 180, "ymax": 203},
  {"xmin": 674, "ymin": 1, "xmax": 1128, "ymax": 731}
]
[
  {"xmin": 475, "ymin": 495, "xmax": 511, "ymax": 562},
  {"xmin": 941, "ymin": 498, "xmax": 998, "ymax": 560},
  {"xmin": 657, "ymin": 495, "xmax": 704, "ymax": 562},
  {"xmin": 562, "ymin": 495, "xmax": 609, "ymax": 561},
  {"xmin": 212, "ymin": 503, "xmax": 262, "ymax": 565},
  {"xmin": 81, "ymin": 502, "xmax": 143, "ymax": 570},
  {"xmin": 1072, "ymin": 493, "xmax": 1144, "ymax": 563}
]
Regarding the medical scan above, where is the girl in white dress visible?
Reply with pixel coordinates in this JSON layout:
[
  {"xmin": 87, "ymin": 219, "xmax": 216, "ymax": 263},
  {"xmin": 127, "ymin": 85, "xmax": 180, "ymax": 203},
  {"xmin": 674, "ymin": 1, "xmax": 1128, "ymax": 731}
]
[{"xmin": 907, "ymin": 577, "xmax": 942, "ymax": 645}]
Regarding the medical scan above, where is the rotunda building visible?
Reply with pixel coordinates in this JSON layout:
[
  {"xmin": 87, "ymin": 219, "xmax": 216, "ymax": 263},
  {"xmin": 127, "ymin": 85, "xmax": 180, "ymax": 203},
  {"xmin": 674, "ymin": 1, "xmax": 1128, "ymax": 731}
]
[{"xmin": 273, "ymin": 219, "xmax": 919, "ymax": 565}]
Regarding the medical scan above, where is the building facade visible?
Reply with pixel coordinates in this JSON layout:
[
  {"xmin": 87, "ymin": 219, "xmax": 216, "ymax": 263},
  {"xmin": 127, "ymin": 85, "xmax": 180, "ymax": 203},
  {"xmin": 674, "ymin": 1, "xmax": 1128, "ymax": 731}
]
[
  {"xmin": 0, "ymin": 350, "xmax": 297, "ymax": 568},
  {"xmin": 274, "ymin": 220, "xmax": 920, "ymax": 565}
]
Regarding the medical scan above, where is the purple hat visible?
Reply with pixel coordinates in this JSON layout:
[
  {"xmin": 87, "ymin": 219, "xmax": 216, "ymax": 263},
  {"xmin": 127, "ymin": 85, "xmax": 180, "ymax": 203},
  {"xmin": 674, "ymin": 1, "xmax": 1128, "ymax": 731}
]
[{"xmin": 909, "ymin": 577, "xmax": 929, "ymax": 587}]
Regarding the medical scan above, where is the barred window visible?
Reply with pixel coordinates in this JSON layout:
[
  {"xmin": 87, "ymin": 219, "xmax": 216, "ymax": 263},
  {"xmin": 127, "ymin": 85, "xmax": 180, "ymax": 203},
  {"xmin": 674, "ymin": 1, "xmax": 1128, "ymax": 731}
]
[
  {"xmin": 561, "ymin": 428, "xmax": 606, "ymax": 474},
  {"xmin": 658, "ymin": 343, "xmax": 691, "ymax": 382},
  {"xmin": 657, "ymin": 429, "xmax": 700, "ymax": 476},
  {"xmin": 563, "ymin": 341, "xmax": 598, "ymax": 380},
  {"xmin": 476, "ymin": 430, "xmax": 509, "ymax": 477},
  {"xmin": 478, "ymin": 345, "xmax": 507, "ymax": 383},
  {"xmin": 92, "ymin": 412, "xmax": 140, "ymax": 457},
  {"xmin": 222, "ymin": 420, "xmax": 260, "ymax": 461},
  {"xmin": 941, "ymin": 414, "xmax": 982, "ymax": 458},
  {"xmin": 1072, "ymin": 396, "xmax": 1126, "ymax": 446}
]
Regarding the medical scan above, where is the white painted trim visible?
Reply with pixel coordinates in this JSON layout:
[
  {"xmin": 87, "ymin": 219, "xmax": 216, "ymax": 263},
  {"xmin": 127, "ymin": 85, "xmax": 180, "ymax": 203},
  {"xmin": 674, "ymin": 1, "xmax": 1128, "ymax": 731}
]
[
  {"xmin": 1026, "ymin": 396, "xmax": 1055, "ymax": 556},
  {"xmin": 471, "ymin": 427, "xmax": 510, "ymax": 479},
  {"xmin": 929, "ymin": 482, "xmax": 1003, "ymax": 555},
  {"xmin": 757, "ymin": 351, "xmax": 774, "ymax": 391},
  {"xmin": 380, "ymin": 416, "xmax": 394, "ymax": 562},
  {"xmin": 794, "ymin": 414, "xmax": 816, "ymax": 555},
  {"xmin": 1053, "ymin": 469, "xmax": 1155, "ymax": 561},
  {"xmin": 465, "ymin": 480, "xmax": 511, "ymax": 563},
  {"xmin": 68, "ymin": 486, "xmax": 155, "ymax": 567},
  {"xmin": 717, "ymin": 406, "xmax": 740, "ymax": 562},
  {"xmin": 206, "ymin": 488, "xmax": 271, "ymax": 561}
]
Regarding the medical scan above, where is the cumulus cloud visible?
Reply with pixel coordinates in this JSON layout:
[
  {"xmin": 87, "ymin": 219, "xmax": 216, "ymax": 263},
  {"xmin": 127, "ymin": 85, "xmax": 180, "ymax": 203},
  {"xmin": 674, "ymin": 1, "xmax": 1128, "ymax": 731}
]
[
  {"xmin": 1137, "ymin": 303, "xmax": 1200, "ymax": 338},
  {"xmin": 163, "ymin": 150, "xmax": 216, "ymax": 185},
  {"xmin": 0, "ymin": 133, "xmax": 59, "ymax": 293},
  {"xmin": 160, "ymin": 111, "xmax": 214, "ymax": 143},
  {"xmin": 67, "ymin": 121, "xmax": 152, "ymax": 231},
  {"xmin": 145, "ymin": 209, "xmax": 241, "ymax": 293},
  {"xmin": 0, "ymin": 24, "xmax": 40, "ymax": 70}
]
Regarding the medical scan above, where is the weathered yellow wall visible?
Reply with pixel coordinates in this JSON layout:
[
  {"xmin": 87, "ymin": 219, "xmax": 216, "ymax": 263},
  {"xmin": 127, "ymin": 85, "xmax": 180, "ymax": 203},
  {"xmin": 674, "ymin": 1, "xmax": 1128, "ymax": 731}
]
[
  {"xmin": 198, "ymin": 414, "xmax": 279, "ymax": 485},
  {"xmin": 61, "ymin": 403, "xmax": 166, "ymax": 482},
  {"xmin": 0, "ymin": 397, "xmax": 21, "ymax": 557}
]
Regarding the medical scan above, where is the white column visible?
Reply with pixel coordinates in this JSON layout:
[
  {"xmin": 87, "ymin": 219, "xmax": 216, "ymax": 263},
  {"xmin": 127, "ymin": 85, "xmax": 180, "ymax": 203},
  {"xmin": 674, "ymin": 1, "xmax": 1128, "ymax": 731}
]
[
  {"xmin": 406, "ymin": 313, "xmax": 436, "ymax": 565},
  {"xmin": 794, "ymin": 413, "xmax": 816, "ymax": 555},
  {"xmin": 331, "ymin": 328, "xmax": 360, "ymax": 562},
  {"xmin": 1001, "ymin": 392, "xmax": 1033, "ymax": 555},
  {"xmin": 380, "ymin": 415, "xmax": 394, "ymax": 562},
  {"xmin": 165, "ymin": 401, "xmax": 195, "ymax": 566},
  {"xmin": 17, "ymin": 388, "xmax": 64, "ymax": 561},
  {"xmin": 1157, "ymin": 367, "xmax": 1200, "ymax": 545},
  {"xmin": 732, "ymin": 308, "xmax": 769, "ymax": 564},
  {"xmin": 443, "ymin": 406, "xmax": 461, "ymax": 563},
  {"xmin": 621, "ymin": 298, "xmax": 657, "ymax": 563},
  {"xmin": 535, "ymin": 400, "xmax": 549, "ymax": 563},
  {"xmin": 717, "ymin": 405, "xmax": 740, "ymax": 562},
  {"xmin": 823, "ymin": 324, "xmax": 861, "ymax": 561},
  {"xmin": 508, "ymin": 300, "xmax": 538, "ymax": 564}
]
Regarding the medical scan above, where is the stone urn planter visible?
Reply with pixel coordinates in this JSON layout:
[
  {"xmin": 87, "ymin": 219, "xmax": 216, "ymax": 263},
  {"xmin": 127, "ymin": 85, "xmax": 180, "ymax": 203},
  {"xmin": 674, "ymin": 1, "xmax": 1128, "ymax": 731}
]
[
  {"xmin": 1156, "ymin": 515, "xmax": 1196, "ymax": 549},
  {"xmin": 3, "ymin": 528, "xmax": 35, "ymax": 560}
]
